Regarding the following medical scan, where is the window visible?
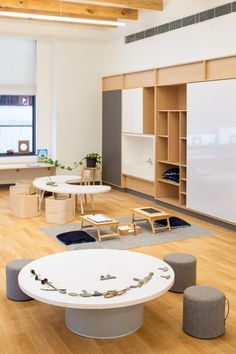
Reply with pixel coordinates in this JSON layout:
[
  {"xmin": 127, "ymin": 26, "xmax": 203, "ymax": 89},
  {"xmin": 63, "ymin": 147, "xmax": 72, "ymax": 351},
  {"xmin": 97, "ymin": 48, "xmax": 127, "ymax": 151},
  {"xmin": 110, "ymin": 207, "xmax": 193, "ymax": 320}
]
[{"xmin": 0, "ymin": 95, "xmax": 35, "ymax": 155}]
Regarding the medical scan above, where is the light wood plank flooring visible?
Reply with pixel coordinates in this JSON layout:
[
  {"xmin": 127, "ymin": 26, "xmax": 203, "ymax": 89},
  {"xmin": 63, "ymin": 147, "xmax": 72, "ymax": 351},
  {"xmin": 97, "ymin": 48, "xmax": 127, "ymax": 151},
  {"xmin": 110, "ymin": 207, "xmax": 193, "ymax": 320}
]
[{"xmin": 0, "ymin": 187, "xmax": 235, "ymax": 354}]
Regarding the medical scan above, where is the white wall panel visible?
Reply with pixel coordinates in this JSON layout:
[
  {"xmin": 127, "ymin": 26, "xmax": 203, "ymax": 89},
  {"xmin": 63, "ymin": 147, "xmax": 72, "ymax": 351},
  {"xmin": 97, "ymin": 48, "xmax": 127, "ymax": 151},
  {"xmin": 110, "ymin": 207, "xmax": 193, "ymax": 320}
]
[{"xmin": 187, "ymin": 79, "xmax": 236, "ymax": 224}]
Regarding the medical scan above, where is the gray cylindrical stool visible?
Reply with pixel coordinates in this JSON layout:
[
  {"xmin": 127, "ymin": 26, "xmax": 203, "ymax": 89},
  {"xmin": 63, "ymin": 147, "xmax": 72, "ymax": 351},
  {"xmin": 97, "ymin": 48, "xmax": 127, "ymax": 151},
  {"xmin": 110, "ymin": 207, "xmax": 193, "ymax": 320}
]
[
  {"xmin": 163, "ymin": 253, "xmax": 196, "ymax": 293},
  {"xmin": 183, "ymin": 285, "xmax": 228, "ymax": 339},
  {"xmin": 6, "ymin": 259, "xmax": 34, "ymax": 301}
]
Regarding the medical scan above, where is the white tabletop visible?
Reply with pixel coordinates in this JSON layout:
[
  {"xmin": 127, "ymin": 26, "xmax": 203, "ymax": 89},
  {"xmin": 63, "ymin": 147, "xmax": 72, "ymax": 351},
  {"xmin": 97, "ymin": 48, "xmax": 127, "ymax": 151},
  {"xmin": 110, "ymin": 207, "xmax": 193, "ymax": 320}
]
[
  {"xmin": 19, "ymin": 249, "xmax": 174, "ymax": 310},
  {"xmin": 33, "ymin": 175, "xmax": 111, "ymax": 195},
  {"xmin": 0, "ymin": 163, "xmax": 54, "ymax": 170}
]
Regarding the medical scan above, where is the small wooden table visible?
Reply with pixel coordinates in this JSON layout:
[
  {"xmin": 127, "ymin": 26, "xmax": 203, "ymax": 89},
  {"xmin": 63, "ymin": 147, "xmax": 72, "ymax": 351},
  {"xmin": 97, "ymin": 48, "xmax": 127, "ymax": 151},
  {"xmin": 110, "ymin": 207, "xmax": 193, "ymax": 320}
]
[
  {"xmin": 83, "ymin": 167, "xmax": 102, "ymax": 185},
  {"xmin": 80, "ymin": 214, "xmax": 119, "ymax": 242},
  {"xmin": 131, "ymin": 207, "xmax": 171, "ymax": 234}
]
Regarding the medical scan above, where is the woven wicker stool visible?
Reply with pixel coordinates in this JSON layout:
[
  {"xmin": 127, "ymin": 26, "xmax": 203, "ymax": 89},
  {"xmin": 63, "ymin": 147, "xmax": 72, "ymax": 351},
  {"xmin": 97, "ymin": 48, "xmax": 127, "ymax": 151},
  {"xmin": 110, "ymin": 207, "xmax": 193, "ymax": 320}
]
[
  {"xmin": 183, "ymin": 285, "xmax": 228, "ymax": 339},
  {"xmin": 6, "ymin": 259, "xmax": 33, "ymax": 301},
  {"xmin": 163, "ymin": 253, "xmax": 196, "ymax": 293}
]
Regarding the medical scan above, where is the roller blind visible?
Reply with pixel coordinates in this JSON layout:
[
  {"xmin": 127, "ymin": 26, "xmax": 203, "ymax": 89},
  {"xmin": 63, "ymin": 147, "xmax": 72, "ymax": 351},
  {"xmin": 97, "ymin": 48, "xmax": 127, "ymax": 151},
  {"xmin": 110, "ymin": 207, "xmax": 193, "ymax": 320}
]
[{"xmin": 0, "ymin": 37, "xmax": 36, "ymax": 95}]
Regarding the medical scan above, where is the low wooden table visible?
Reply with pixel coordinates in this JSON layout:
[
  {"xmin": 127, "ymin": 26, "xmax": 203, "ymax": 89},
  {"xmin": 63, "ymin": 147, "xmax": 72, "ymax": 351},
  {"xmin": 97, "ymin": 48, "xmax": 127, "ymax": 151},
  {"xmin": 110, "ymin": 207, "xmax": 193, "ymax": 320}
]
[
  {"xmin": 80, "ymin": 214, "xmax": 119, "ymax": 242},
  {"xmin": 131, "ymin": 207, "xmax": 171, "ymax": 234}
]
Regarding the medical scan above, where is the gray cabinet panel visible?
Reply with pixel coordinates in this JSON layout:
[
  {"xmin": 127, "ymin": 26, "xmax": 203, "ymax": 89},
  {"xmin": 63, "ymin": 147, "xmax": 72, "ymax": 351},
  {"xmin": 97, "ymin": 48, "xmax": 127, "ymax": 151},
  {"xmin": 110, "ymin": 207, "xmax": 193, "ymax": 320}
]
[{"xmin": 102, "ymin": 90, "xmax": 122, "ymax": 186}]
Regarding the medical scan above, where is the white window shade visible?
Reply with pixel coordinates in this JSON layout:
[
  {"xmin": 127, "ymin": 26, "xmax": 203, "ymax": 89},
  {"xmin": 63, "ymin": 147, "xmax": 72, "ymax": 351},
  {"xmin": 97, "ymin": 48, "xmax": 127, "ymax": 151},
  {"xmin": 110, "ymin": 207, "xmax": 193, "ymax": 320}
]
[{"xmin": 0, "ymin": 37, "xmax": 36, "ymax": 95}]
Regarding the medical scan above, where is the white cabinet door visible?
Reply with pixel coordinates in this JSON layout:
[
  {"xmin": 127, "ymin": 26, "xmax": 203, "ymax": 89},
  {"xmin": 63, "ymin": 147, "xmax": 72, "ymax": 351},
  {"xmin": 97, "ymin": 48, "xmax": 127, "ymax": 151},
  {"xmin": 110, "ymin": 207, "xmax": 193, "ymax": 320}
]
[
  {"xmin": 122, "ymin": 88, "xmax": 143, "ymax": 133},
  {"xmin": 187, "ymin": 79, "xmax": 236, "ymax": 224}
]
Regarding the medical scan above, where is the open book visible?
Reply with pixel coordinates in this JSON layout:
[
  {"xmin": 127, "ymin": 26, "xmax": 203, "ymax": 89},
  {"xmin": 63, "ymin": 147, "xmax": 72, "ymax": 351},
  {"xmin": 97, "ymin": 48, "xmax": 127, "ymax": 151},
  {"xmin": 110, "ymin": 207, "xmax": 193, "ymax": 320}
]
[{"xmin": 86, "ymin": 214, "xmax": 113, "ymax": 223}]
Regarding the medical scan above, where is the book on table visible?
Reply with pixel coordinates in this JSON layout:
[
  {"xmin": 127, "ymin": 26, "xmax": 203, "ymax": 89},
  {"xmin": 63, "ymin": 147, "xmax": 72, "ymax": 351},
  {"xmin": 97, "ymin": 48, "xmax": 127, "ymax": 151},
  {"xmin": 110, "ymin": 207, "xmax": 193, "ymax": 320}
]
[{"xmin": 86, "ymin": 214, "xmax": 113, "ymax": 223}]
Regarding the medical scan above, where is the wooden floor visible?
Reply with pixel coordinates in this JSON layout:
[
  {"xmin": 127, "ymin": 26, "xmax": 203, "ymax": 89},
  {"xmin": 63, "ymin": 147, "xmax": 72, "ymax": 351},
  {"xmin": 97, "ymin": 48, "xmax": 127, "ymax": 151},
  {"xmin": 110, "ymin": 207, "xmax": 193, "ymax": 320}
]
[{"xmin": 0, "ymin": 187, "xmax": 236, "ymax": 354}]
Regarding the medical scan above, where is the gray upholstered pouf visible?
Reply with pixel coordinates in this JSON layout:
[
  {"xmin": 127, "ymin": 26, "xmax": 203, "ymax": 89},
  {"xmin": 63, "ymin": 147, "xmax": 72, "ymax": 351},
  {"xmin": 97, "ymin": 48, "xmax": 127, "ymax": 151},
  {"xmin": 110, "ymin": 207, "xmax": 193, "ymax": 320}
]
[
  {"xmin": 163, "ymin": 253, "xmax": 196, "ymax": 293},
  {"xmin": 183, "ymin": 285, "xmax": 226, "ymax": 339},
  {"xmin": 6, "ymin": 259, "xmax": 33, "ymax": 301}
]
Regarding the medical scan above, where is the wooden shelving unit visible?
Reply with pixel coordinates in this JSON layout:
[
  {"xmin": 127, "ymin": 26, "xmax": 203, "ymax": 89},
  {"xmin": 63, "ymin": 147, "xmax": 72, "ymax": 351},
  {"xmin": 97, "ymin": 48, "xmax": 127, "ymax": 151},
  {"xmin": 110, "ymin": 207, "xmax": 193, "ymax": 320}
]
[{"xmin": 155, "ymin": 84, "xmax": 187, "ymax": 206}]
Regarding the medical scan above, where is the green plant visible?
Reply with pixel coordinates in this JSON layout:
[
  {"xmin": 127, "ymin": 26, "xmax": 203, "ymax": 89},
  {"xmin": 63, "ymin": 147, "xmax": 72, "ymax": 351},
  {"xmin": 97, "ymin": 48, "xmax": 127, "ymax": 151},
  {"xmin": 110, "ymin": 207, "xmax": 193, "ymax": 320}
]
[
  {"xmin": 41, "ymin": 158, "xmax": 80, "ymax": 171},
  {"xmin": 79, "ymin": 153, "xmax": 102, "ymax": 165}
]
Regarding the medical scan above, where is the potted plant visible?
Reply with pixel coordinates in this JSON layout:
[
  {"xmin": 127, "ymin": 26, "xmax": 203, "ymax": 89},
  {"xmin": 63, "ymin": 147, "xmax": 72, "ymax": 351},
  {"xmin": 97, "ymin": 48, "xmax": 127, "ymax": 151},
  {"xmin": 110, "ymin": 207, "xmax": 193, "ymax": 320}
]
[{"xmin": 79, "ymin": 153, "xmax": 102, "ymax": 168}]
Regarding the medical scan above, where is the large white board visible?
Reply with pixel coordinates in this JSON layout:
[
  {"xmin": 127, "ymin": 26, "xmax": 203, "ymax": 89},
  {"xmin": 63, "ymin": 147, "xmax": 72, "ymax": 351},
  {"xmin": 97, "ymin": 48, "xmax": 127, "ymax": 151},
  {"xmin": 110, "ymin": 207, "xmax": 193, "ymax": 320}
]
[{"xmin": 187, "ymin": 79, "xmax": 236, "ymax": 224}]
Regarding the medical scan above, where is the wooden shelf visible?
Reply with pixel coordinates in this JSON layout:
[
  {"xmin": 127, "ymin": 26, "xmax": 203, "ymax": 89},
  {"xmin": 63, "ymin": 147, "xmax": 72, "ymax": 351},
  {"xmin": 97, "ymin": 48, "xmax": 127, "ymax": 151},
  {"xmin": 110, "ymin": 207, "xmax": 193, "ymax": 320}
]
[
  {"xmin": 180, "ymin": 191, "xmax": 187, "ymax": 195},
  {"xmin": 158, "ymin": 160, "xmax": 180, "ymax": 166},
  {"xmin": 156, "ymin": 84, "xmax": 186, "ymax": 207},
  {"xmin": 155, "ymin": 196, "xmax": 180, "ymax": 207},
  {"xmin": 122, "ymin": 132, "xmax": 154, "ymax": 139},
  {"xmin": 158, "ymin": 109, "xmax": 187, "ymax": 112},
  {"xmin": 158, "ymin": 178, "xmax": 179, "ymax": 186}
]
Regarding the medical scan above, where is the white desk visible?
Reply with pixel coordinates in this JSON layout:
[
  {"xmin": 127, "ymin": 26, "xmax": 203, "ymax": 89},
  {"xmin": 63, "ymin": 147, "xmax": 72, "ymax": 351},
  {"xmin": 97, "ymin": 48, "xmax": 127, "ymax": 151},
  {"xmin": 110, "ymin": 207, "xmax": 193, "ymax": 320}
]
[
  {"xmin": 0, "ymin": 163, "xmax": 55, "ymax": 184},
  {"xmin": 19, "ymin": 249, "xmax": 174, "ymax": 338},
  {"xmin": 33, "ymin": 175, "xmax": 111, "ymax": 214}
]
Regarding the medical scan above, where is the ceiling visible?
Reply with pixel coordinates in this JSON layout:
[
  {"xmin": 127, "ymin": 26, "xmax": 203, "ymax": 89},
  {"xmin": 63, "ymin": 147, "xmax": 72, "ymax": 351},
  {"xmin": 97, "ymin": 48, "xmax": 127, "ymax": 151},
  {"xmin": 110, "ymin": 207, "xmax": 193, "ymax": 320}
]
[{"xmin": 0, "ymin": 1, "xmax": 164, "ymax": 27}]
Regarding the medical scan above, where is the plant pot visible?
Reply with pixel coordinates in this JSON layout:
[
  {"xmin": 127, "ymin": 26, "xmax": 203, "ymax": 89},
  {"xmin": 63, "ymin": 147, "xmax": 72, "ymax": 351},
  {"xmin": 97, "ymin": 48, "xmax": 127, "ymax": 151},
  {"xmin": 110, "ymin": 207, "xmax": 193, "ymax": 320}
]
[{"xmin": 86, "ymin": 157, "xmax": 97, "ymax": 168}]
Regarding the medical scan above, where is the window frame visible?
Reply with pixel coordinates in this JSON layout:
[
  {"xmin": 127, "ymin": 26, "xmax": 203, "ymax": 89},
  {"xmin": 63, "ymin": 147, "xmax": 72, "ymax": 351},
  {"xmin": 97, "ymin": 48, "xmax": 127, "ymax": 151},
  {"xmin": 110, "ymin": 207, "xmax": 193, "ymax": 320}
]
[{"xmin": 0, "ymin": 95, "xmax": 36, "ymax": 157}]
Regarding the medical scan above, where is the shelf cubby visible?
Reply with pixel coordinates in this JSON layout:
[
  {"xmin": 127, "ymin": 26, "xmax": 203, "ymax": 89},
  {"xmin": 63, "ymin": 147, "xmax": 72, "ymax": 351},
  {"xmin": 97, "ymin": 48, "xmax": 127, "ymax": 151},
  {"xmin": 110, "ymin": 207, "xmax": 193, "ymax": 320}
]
[
  {"xmin": 157, "ymin": 137, "xmax": 168, "ymax": 161},
  {"xmin": 180, "ymin": 111, "xmax": 187, "ymax": 138},
  {"xmin": 156, "ymin": 84, "xmax": 186, "ymax": 110},
  {"xmin": 168, "ymin": 112, "xmax": 180, "ymax": 163},
  {"xmin": 157, "ymin": 111, "xmax": 168, "ymax": 135},
  {"xmin": 122, "ymin": 134, "xmax": 155, "ymax": 181},
  {"xmin": 180, "ymin": 139, "xmax": 186, "ymax": 165}
]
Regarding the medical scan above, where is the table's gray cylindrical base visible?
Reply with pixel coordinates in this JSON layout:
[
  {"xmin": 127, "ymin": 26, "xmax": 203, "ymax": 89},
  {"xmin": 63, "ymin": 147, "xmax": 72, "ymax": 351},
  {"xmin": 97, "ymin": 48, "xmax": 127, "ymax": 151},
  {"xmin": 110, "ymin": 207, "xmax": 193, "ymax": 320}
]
[{"xmin": 65, "ymin": 304, "xmax": 144, "ymax": 339}]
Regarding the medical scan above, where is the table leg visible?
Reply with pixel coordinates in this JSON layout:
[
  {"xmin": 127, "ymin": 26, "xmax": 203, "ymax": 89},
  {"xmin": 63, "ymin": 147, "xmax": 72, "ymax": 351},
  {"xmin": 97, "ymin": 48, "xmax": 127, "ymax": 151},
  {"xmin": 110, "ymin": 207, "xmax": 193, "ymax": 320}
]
[
  {"xmin": 81, "ymin": 219, "xmax": 84, "ymax": 230},
  {"xmin": 97, "ymin": 227, "xmax": 101, "ymax": 242},
  {"xmin": 65, "ymin": 304, "xmax": 143, "ymax": 339},
  {"xmin": 166, "ymin": 217, "xmax": 171, "ymax": 231},
  {"xmin": 150, "ymin": 220, "xmax": 156, "ymax": 234},
  {"xmin": 79, "ymin": 195, "xmax": 84, "ymax": 215},
  {"xmin": 90, "ymin": 194, "xmax": 95, "ymax": 211},
  {"xmin": 39, "ymin": 190, "xmax": 45, "ymax": 211}
]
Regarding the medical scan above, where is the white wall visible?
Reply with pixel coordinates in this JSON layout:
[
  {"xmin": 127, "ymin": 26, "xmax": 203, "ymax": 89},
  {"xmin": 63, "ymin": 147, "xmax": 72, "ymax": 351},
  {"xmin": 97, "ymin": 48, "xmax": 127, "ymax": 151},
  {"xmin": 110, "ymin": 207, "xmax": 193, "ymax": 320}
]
[
  {"xmin": 0, "ymin": 19, "xmax": 106, "ymax": 170},
  {"xmin": 103, "ymin": 0, "xmax": 236, "ymax": 75}
]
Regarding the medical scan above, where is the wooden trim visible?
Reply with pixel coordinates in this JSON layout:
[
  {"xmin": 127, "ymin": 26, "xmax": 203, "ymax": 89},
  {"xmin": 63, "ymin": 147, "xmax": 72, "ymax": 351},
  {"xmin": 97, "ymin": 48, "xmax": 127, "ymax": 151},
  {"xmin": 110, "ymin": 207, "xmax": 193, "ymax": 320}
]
[
  {"xmin": 206, "ymin": 56, "xmax": 236, "ymax": 80},
  {"xmin": 102, "ymin": 75, "xmax": 123, "ymax": 91},
  {"xmin": 157, "ymin": 62, "xmax": 205, "ymax": 86},
  {"xmin": 86, "ymin": 0, "xmax": 163, "ymax": 11},
  {"xmin": 0, "ymin": 0, "xmax": 138, "ymax": 20},
  {"xmin": 124, "ymin": 70, "xmax": 156, "ymax": 88}
]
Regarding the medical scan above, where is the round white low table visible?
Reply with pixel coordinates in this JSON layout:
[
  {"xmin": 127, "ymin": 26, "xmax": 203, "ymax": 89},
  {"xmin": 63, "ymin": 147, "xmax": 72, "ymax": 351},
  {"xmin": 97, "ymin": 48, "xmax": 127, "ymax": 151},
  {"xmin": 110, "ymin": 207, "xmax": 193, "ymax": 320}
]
[
  {"xmin": 19, "ymin": 249, "xmax": 174, "ymax": 339},
  {"xmin": 33, "ymin": 175, "xmax": 111, "ymax": 214}
]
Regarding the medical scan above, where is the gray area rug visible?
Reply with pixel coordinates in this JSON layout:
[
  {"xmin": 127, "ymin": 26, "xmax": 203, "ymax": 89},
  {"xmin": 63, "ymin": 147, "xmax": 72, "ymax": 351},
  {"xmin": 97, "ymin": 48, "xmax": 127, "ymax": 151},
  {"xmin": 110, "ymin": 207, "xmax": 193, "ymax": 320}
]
[{"xmin": 40, "ymin": 217, "xmax": 216, "ymax": 250}]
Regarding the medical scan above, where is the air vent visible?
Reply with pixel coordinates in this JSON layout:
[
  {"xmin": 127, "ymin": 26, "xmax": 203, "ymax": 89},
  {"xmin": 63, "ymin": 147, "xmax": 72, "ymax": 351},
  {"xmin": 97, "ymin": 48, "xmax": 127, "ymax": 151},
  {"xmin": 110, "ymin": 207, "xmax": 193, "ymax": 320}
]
[{"xmin": 125, "ymin": 2, "xmax": 234, "ymax": 44}]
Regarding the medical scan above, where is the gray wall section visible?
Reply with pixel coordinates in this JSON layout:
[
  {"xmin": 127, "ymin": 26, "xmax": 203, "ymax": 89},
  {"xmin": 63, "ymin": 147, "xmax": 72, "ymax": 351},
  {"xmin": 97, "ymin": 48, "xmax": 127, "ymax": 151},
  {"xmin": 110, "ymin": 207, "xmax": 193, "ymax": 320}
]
[{"xmin": 102, "ymin": 90, "xmax": 122, "ymax": 186}]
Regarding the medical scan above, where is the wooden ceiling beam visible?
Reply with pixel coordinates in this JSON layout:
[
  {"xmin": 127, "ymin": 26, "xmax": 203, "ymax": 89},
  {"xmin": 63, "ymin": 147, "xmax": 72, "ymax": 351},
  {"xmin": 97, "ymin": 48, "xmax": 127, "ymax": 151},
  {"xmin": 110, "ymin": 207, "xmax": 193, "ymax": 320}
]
[
  {"xmin": 0, "ymin": 0, "xmax": 138, "ymax": 20},
  {"xmin": 85, "ymin": 0, "xmax": 163, "ymax": 11}
]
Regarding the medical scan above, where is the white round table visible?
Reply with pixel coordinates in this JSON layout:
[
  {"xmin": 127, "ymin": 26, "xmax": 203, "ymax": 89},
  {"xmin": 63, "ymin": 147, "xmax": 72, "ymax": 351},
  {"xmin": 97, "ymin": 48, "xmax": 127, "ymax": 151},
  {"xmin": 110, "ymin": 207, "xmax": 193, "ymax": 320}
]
[
  {"xmin": 19, "ymin": 249, "xmax": 174, "ymax": 338},
  {"xmin": 33, "ymin": 175, "xmax": 111, "ymax": 214}
]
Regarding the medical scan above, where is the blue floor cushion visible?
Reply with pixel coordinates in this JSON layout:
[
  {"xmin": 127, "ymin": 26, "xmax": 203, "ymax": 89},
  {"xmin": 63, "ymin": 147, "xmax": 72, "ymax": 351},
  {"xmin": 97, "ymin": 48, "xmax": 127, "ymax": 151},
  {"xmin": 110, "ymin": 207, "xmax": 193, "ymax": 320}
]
[
  {"xmin": 56, "ymin": 231, "xmax": 95, "ymax": 245},
  {"xmin": 155, "ymin": 216, "xmax": 191, "ymax": 229}
]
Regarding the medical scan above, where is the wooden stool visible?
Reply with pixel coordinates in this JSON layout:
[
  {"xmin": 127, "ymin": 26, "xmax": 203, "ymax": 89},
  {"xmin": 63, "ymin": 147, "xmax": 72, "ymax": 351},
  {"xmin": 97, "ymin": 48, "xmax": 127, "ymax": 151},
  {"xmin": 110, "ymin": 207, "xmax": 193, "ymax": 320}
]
[{"xmin": 45, "ymin": 196, "xmax": 75, "ymax": 224}]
